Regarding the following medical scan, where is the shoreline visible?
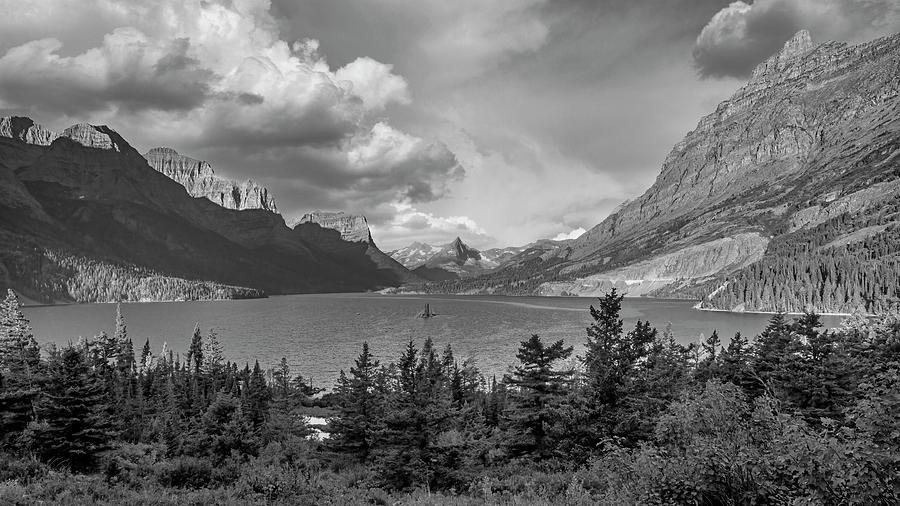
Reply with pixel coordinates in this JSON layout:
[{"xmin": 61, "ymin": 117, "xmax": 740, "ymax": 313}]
[
  {"xmin": 693, "ymin": 303, "xmax": 856, "ymax": 318},
  {"xmin": 20, "ymin": 290, "xmax": 866, "ymax": 318}
]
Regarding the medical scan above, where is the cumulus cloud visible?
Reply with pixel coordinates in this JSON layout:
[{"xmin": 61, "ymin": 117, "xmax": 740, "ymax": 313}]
[
  {"xmin": 335, "ymin": 57, "xmax": 411, "ymax": 110},
  {"xmin": 370, "ymin": 202, "xmax": 493, "ymax": 250},
  {"xmin": 552, "ymin": 228, "xmax": 586, "ymax": 241},
  {"xmin": 694, "ymin": 0, "xmax": 900, "ymax": 79}
]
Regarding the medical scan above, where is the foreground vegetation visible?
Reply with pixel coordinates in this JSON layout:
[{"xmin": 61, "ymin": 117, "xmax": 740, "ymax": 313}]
[{"xmin": 1, "ymin": 288, "xmax": 899, "ymax": 504}]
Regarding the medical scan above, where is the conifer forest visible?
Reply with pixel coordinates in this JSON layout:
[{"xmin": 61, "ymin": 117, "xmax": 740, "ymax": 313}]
[{"xmin": 2, "ymin": 288, "xmax": 899, "ymax": 505}]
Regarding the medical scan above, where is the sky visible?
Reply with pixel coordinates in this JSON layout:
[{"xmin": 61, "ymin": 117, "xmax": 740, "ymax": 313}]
[{"xmin": 0, "ymin": 0, "xmax": 898, "ymax": 251}]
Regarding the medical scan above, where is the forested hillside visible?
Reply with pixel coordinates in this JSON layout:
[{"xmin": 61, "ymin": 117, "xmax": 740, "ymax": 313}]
[
  {"xmin": 2, "ymin": 288, "xmax": 899, "ymax": 504},
  {"xmin": 0, "ymin": 243, "xmax": 264, "ymax": 303}
]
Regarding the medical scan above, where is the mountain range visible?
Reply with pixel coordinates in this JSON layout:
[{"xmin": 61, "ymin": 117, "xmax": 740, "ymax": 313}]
[
  {"xmin": 420, "ymin": 31, "xmax": 900, "ymax": 314},
  {"xmin": 0, "ymin": 118, "xmax": 416, "ymax": 303},
  {"xmin": 389, "ymin": 237, "xmax": 570, "ymax": 281},
  {"xmin": 1, "ymin": 30, "xmax": 897, "ymax": 313}
]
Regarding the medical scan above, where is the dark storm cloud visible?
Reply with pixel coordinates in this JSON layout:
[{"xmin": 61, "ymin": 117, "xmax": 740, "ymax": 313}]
[
  {"xmin": 694, "ymin": 0, "xmax": 900, "ymax": 79},
  {"xmin": 187, "ymin": 123, "xmax": 464, "ymax": 220}
]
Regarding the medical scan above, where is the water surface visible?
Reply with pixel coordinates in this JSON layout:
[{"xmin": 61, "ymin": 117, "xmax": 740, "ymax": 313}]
[{"xmin": 24, "ymin": 294, "xmax": 844, "ymax": 389}]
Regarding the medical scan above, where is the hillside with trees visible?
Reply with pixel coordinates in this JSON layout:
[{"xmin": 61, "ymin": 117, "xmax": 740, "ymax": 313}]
[{"xmin": 2, "ymin": 288, "xmax": 899, "ymax": 504}]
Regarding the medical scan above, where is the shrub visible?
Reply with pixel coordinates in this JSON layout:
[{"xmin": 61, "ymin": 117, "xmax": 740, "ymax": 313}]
[
  {"xmin": 156, "ymin": 456, "xmax": 214, "ymax": 489},
  {"xmin": 0, "ymin": 454, "xmax": 48, "ymax": 484}
]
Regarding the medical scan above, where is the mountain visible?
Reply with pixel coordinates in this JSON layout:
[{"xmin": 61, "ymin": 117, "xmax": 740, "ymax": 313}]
[
  {"xmin": 390, "ymin": 237, "xmax": 572, "ymax": 282},
  {"xmin": 0, "ymin": 118, "xmax": 415, "ymax": 303},
  {"xmin": 390, "ymin": 237, "xmax": 486, "ymax": 281},
  {"xmin": 430, "ymin": 31, "xmax": 900, "ymax": 313},
  {"xmin": 144, "ymin": 147, "xmax": 277, "ymax": 212},
  {"xmin": 292, "ymin": 211, "xmax": 421, "ymax": 285}
]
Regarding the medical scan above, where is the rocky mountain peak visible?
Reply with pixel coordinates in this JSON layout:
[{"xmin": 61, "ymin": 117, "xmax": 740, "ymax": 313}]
[
  {"xmin": 61, "ymin": 123, "xmax": 124, "ymax": 151},
  {"xmin": 143, "ymin": 147, "xmax": 277, "ymax": 213},
  {"xmin": 294, "ymin": 211, "xmax": 372, "ymax": 244},
  {"xmin": 0, "ymin": 116, "xmax": 58, "ymax": 146}
]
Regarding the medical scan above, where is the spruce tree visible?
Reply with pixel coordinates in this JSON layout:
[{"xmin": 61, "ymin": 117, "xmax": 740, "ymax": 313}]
[
  {"xmin": 28, "ymin": 346, "xmax": 115, "ymax": 471},
  {"xmin": 187, "ymin": 323, "xmax": 204, "ymax": 375},
  {"xmin": 504, "ymin": 334, "xmax": 573, "ymax": 458},
  {"xmin": 0, "ymin": 289, "xmax": 41, "ymax": 446},
  {"xmin": 330, "ymin": 342, "xmax": 382, "ymax": 460}
]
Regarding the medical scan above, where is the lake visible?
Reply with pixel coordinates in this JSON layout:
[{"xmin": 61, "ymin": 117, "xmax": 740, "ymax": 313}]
[{"xmin": 23, "ymin": 294, "xmax": 845, "ymax": 390}]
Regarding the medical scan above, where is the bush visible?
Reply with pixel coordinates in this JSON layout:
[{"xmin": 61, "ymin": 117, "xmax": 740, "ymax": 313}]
[
  {"xmin": 156, "ymin": 456, "xmax": 214, "ymax": 489},
  {"xmin": 0, "ymin": 454, "xmax": 48, "ymax": 484}
]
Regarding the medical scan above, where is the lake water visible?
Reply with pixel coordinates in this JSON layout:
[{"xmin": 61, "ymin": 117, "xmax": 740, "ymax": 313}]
[{"xmin": 23, "ymin": 294, "xmax": 845, "ymax": 390}]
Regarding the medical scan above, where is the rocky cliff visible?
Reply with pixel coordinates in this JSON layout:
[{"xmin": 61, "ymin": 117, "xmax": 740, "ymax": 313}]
[
  {"xmin": 144, "ymin": 147, "xmax": 277, "ymax": 213},
  {"xmin": 442, "ymin": 31, "xmax": 900, "ymax": 312},
  {"xmin": 293, "ymin": 211, "xmax": 372, "ymax": 243}
]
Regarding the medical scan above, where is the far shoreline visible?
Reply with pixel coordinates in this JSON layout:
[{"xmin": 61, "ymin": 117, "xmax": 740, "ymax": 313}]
[{"xmin": 19, "ymin": 290, "xmax": 864, "ymax": 319}]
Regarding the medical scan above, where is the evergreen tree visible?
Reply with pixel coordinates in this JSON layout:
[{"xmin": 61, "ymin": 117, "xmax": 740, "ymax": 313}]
[
  {"xmin": 27, "ymin": 346, "xmax": 114, "ymax": 471},
  {"xmin": 0, "ymin": 289, "xmax": 41, "ymax": 446},
  {"xmin": 504, "ymin": 334, "xmax": 573, "ymax": 458},
  {"xmin": 187, "ymin": 323, "xmax": 203, "ymax": 376},
  {"xmin": 696, "ymin": 329, "xmax": 722, "ymax": 383},
  {"xmin": 0, "ymin": 289, "xmax": 41, "ymax": 386},
  {"xmin": 243, "ymin": 361, "xmax": 269, "ymax": 428},
  {"xmin": 330, "ymin": 342, "xmax": 382, "ymax": 460}
]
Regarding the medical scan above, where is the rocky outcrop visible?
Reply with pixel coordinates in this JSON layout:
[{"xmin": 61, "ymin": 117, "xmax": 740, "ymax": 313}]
[
  {"xmin": 293, "ymin": 211, "xmax": 372, "ymax": 243},
  {"xmin": 62, "ymin": 123, "xmax": 122, "ymax": 151},
  {"xmin": 0, "ymin": 117, "xmax": 58, "ymax": 146},
  {"xmin": 144, "ymin": 147, "xmax": 277, "ymax": 212}
]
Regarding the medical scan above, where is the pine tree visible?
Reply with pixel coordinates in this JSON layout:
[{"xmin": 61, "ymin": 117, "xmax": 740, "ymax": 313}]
[
  {"xmin": 187, "ymin": 323, "xmax": 204, "ymax": 376},
  {"xmin": 27, "ymin": 346, "xmax": 115, "ymax": 471},
  {"xmin": 0, "ymin": 289, "xmax": 41, "ymax": 385},
  {"xmin": 696, "ymin": 330, "xmax": 722, "ymax": 383},
  {"xmin": 504, "ymin": 334, "xmax": 573, "ymax": 458},
  {"xmin": 330, "ymin": 342, "xmax": 382, "ymax": 460},
  {"xmin": 0, "ymin": 289, "xmax": 41, "ymax": 446}
]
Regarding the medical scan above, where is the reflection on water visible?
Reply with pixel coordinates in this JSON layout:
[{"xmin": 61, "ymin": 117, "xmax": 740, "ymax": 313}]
[{"xmin": 24, "ymin": 294, "xmax": 844, "ymax": 390}]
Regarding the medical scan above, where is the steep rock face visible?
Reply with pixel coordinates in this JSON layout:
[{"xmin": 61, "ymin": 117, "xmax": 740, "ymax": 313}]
[
  {"xmin": 63, "ymin": 123, "xmax": 122, "ymax": 151},
  {"xmin": 144, "ymin": 147, "xmax": 277, "ymax": 212},
  {"xmin": 0, "ymin": 117, "xmax": 58, "ymax": 146},
  {"xmin": 293, "ymin": 211, "xmax": 372, "ymax": 243}
]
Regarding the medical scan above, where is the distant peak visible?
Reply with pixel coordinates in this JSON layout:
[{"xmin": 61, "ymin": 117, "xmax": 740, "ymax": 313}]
[
  {"xmin": 780, "ymin": 30, "xmax": 814, "ymax": 60},
  {"xmin": 749, "ymin": 29, "xmax": 816, "ymax": 83},
  {"xmin": 62, "ymin": 123, "xmax": 124, "ymax": 151},
  {"xmin": 0, "ymin": 116, "xmax": 58, "ymax": 146},
  {"xmin": 451, "ymin": 237, "xmax": 464, "ymax": 246}
]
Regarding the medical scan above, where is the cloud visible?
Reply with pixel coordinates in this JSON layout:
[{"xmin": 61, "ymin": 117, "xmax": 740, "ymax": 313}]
[
  {"xmin": 370, "ymin": 202, "xmax": 493, "ymax": 250},
  {"xmin": 693, "ymin": 0, "xmax": 900, "ymax": 78},
  {"xmin": 0, "ymin": 31, "xmax": 215, "ymax": 115},
  {"xmin": 336, "ymin": 57, "xmax": 411, "ymax": 110},
  {"xmin": 552, "ymin": 228, "xmax": 586, "ymax": 241}
]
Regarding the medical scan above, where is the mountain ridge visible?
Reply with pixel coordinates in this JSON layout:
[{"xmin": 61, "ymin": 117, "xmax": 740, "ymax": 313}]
[{"xmin": 0, "ymin": 117, "xmax": 416, "ymax": 302}]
